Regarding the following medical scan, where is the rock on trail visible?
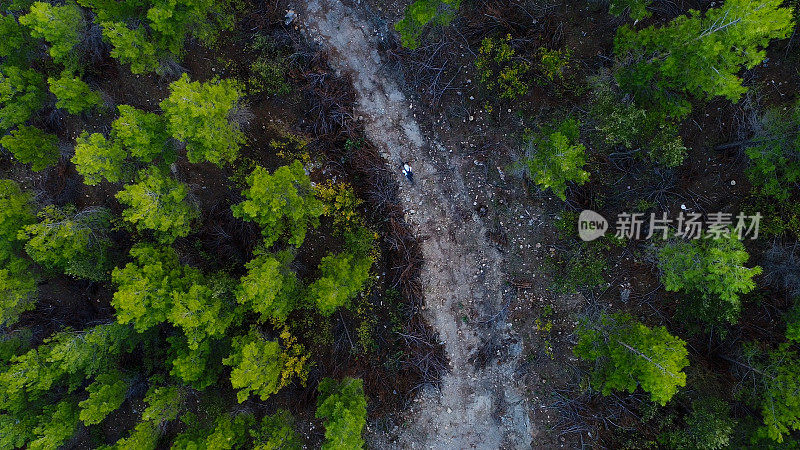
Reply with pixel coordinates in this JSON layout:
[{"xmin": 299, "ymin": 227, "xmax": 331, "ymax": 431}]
[{"xmin": 298, "ymin": 0, "xmax": 533, "ymax": 448}]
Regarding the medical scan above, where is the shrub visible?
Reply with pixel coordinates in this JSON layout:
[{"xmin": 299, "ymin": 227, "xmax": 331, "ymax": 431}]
[
  {"xmin": 609, "ymin": 0, "xmax": 652, "ymax": 21},
  {"xmin": 745, "ymin": 101, "xmax": 800, "ymax": 202},
  {"xmin": 475, "ymin": 34, "xmax": 530, "ymax": 100},
  {"xmin": 395, "ymin": 0, "xmax": 460, "ymax": 50}
]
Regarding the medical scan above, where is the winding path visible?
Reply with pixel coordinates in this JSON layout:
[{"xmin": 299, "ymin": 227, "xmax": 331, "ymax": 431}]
[{"xmin": 299, "ymin": 1, "xmax": 532, "ymax": 447}]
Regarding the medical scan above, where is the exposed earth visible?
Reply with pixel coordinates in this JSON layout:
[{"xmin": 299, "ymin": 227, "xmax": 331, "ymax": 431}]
[{"xmin": 299, "ymin": 0, "xmax": 535, "ymax": 447}]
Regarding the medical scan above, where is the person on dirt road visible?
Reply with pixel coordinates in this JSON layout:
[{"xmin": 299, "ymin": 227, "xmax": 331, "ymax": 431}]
[{"xmin": 401, "ymin": 160, "xmax": 414, "ymax": 184}]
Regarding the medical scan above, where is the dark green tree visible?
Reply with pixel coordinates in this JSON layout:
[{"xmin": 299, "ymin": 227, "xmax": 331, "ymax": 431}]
[
  {"xmin": 0, "ymin": 125, "xmax": 59, "ymax": 171},
  {"xmin": 315, "ymin": 377, "xmax": 367, "ymax": 450}
]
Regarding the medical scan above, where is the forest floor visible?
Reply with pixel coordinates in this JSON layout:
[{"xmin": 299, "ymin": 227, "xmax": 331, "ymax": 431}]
[{"xmin": 299, "ymin": 0, "xmax": 536, "ymax": 447}]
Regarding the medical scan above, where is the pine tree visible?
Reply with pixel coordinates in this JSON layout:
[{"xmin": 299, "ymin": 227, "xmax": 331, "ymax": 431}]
[
  {"xmin": 47, "ymin": 73, "xmax": 103, "ymax": 114},
  {"xmin": 308, "ymin": 251, "xmax": 372, "ymax": 316},
  {"xmin": 98, "ymin": 22, "xmax": 159, "ymax": 74},
  {"xmin": 395, "ymin": 0, "xmax": 460, "ymax": 50},
  {"xmin": 574, "ymin": 313, "xmax": 689, "ymax": 406},
  {"xmin": 0, "ymin": 125, "xmax": 59, "ymax": 171},
  {"xmin": 232, "ymin": 161, "xmax": 324, "ymax": 248},
  {"xmin": 160, "ymin": 74, "xmax": 245, "ymax": 166},
  {"xmin": 0, "ymin": 64, "xmax": 45, "ymax": 131},
  {"xmin": 72, "ymin": 131, "xmax": 128, "ymax": 185},
  {"xmin": 658, "ymin": 233, "xmax": 762, "ymax": 324},
  {"xmin": 614, "ymin": 0, "xmax": 794, "ymax": 118},
  {"xmin": 515, "ymin": 118, "xmax": 589, "ymax": 201},
  {"xmin": 19, "ymin": 205, "xmax": 113, "ymax": 281},
  {"xmin": 236, "ymin": 249, "xmax": 298, "ymax": 323},
  {"xmin": 0, "ymin": 179, "xmax": 36, "ymax": 327},
  {"xmin": 115, "ymin": 167, "xmax": 199, "ymax": 243},
  {"xmin": 223, "ymin": 329, "xmax": 305, "ymax": 403},
  {"xmin": 18, "ymin": 2, "xmax": 85, "ymax": 69},
  {"xmin": 78, "ymin": 370, "xmax": 128, "ymax": 425},
  {"xmin": 111, "ymin": 243, "xmax": 194, "ymax": 332},
  {"xmin": 315, "ymin": 377, "xmax": 367, "ymax": 450}
]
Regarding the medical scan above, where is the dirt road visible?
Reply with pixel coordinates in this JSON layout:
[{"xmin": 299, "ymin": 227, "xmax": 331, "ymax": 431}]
[{"xmin": 299, "ymin": 1, "xmax": 532, "ymax": 448}]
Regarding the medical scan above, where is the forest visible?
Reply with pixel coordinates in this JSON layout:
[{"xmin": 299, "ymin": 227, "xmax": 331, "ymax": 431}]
[{"xmin": 1, "ymin": 0, "xmax": 800, "ymax": 448}]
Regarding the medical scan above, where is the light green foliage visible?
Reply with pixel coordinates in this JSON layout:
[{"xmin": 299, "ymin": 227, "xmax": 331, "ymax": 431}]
[
  {"xmin": 72, "ymin": 131, "xmax": 128, "ymax": 185},
  {"xmin": 73, "ymin": 105, "xmax": 171, "ymax": 185},
  {"xmin": 614, "ymin": 0, "xmax": 794, "ymax": 119},
  {"xmin": 252, "ymin": 409, "xmax": 301, "ymax": 450},
  {"xmin": 757, "ymin": 344, "xmax": 800, "ymax": 442},
  {"xmin": 658, "ymin": 234, "xmax": 762, "ymax": 324},
  {"xmin": 0, "ymin": 65, "xmax": 45, "ymax": 131},
  {"xmin": 78, "ymin": 370, "xmax": 128, "ymax": 425},
  {"xmin": 746, "ymin": 102, "xmax": 800, "ymax": 201},
  {"xmin": 0, "ymin": 323, "xmax": 132, "ymax": 448},
  {"xmin": 18, "ymin": 2, "xmax": 84, "ymax": 69},
  {"xmin": 19, "ymin": 205, "xmax": 113, "ymax": 281},
  {"xmin": 516, "ymin": 118, "xmax": 589, "ymax": 201},
  {"xmin": 113, "ymin": 105, "xmax": 170, "ymax": 162},
  {"xmin": 47, "ymin": 73, "xmax": 103, "ymax": 114},
  {"xmin": 308, "ymin": 251, "xmax": 372, "ymax": 316},
  {"xmin": 160, "ymin": 74, "xmax": 245, "ymax": 166},
  {"xmin": 142, "ymin": 385, "xmax": 183, "ymax": 424},
  {"xmin": 204, "ymin": 413, "xmax": 254, "ymax": 449},
  {"xmin": 28, "ymin": 399, "xmax": 79, "ymax": 450},
  {"xmin": 0, "ymin": 125, "xmax": 59, "ymax": 171},
  {"xmin": 111, "ymin": 243, "xmax": 194, "ymax": 332},
  {"xmin": 223, "ymin": 330, "xmax": 287, "ymax": 402},
  {"xmin": 116, "ymin": 167, "xmax": 198, "ymax": 243},
  {"xmin": 88, "ymin": 0, "xmax": 234, "ymax": 74},
  {"xmin": 315, "ymin": 377, "xmax": 367, "ymax": 450},
  {"xmin": 114, "ymin": 386, "xmax": 181, "ymax": 447},
  {"xmin": 115, "ymin": 421, "xmax": 159, "ymax": 450},
  {"xmin": 232, "ymin": 161, "xmax": 324, "ymax": 247},
  {"xmin": 395, "ymin": 0, "xmax": 460, "ymax": 50},
  {"xmin": 169, "ymin": 275, "xmax": 234, "ymax": 349},
  {"xmin": 574, "ymin": 313, "xmax": 689, "ymax": 406},
  {"xmin": 475, "ymin": 34, "xmax": 530, "ymax": 100},
  {"xmin": 0, "ymin": 180, "xmax": 36, "ymax": 327},
  {"xmin": 99, "ymin": 22, "xmax": 159, "ymax": 74},
  {"xmin": 609, "ymin": 0, "xmax": 651, "ymax": 21},
  {"xmin": 168, "ymin": 337, "xmax": 220, "ymax": 389},
  {"xmin": 659, "ymin": 397, "xmax": 734, "ymax": 450},
  {"xmin": 237, "ymin": 249, "xmax": 297, "ymax": 323}
]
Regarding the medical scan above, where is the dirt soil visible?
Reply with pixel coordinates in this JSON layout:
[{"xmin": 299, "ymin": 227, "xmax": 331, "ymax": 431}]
[{"xmin": 297, "ymin": 0, "xmax": 534, "ymax": 447}]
